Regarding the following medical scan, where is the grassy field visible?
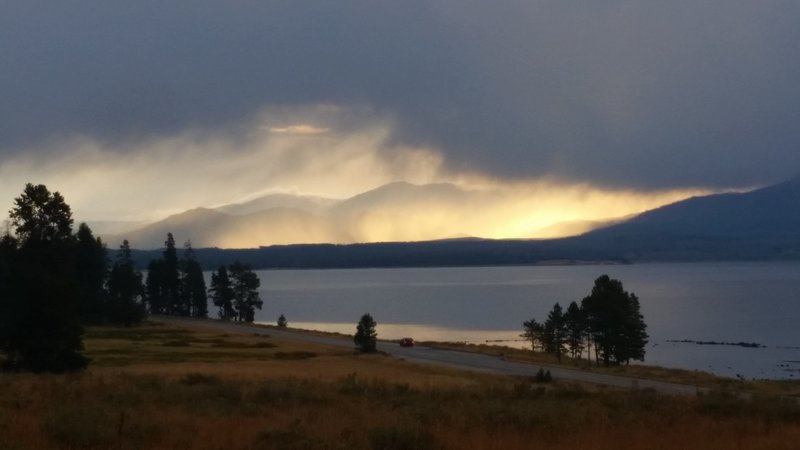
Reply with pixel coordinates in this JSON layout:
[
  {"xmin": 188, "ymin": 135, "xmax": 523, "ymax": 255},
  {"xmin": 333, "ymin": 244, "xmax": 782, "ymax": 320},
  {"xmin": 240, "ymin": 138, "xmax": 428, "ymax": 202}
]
[
  {"xmin": 1, "ymin": 320, "xmax": 799, "ymax": 449},
  {"xmin": 419, "ymin": 340, "xmax": 800, "ymax": 397}
]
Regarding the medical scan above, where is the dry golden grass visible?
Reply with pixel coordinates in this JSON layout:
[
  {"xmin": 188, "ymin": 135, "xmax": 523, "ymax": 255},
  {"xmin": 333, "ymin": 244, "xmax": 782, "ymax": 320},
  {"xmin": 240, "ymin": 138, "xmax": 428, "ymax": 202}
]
[
  {"xmin": 0, "ymin": 320, "xmax": 798, "ymax": 449},
  {"xmin": 84, "ymin": 320, "xmax": 489, "ymax": 388},
  {"xmin": 421, "ymin": 340, "xmax": 800, "ymax": 397}
]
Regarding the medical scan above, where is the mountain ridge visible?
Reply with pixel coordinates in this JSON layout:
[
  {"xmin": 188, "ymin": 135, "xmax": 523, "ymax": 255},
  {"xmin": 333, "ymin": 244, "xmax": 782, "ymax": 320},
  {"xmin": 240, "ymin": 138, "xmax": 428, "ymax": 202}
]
[
  {"xmin": 110, "ymin": 178, "xmax": 800, "ymax": 264},
  {"xmin": 564, "ymin": 177, "xmax": 800, "ymax": 260},
  {"xmin": 103, "ymin": 181, "xmax": 557, "ymax": 248}
]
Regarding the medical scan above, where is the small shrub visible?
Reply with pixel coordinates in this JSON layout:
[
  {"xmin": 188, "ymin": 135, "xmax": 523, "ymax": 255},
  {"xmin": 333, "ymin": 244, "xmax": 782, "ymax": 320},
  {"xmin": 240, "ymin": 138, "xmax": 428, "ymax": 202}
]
[{"xmin": 534, "ymin": 368, "xmax": 552, "ymax": 383}]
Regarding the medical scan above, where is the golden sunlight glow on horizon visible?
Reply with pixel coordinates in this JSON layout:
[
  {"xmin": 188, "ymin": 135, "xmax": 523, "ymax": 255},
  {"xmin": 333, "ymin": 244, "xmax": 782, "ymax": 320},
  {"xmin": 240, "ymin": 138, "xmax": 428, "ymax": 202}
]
[
  {"xmin": 0, "ymin": 106, "xmax": 724, "ymax": 247},
  {"xmin": 181, "ymin": 180, "xmax": 713, "ymax": 248}
]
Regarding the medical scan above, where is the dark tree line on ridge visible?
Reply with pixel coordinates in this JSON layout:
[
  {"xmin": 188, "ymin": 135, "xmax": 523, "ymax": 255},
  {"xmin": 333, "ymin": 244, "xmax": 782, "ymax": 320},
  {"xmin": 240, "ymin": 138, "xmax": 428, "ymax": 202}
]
[
  {"xmin": 522, "ymin": 275, "xmax": 648, "ymax": 366},
  {"xmin": 0, "ymin": 184, "xmax": 262, "ymax": 373}
]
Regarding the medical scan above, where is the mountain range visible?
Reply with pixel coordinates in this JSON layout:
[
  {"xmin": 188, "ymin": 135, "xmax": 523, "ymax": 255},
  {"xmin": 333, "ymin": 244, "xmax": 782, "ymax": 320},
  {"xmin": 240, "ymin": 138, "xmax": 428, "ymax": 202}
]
[
  {"xmin": 105, "ymin": 182, "xmax": 598, "ymax": 249},
  {"xmin": 567, "ymin": 175, "xmax": 800, "ymax": 260},
  {"xmin": 112, "ymin": 177, "xmax": 800, "ymax": 266}
]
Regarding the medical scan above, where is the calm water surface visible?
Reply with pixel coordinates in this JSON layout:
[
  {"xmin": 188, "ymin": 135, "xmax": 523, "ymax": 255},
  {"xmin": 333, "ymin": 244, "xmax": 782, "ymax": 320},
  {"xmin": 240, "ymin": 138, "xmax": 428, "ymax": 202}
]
[{"xmin": 237, "ymin": 262, "xmax": 800, "ymax": 379}]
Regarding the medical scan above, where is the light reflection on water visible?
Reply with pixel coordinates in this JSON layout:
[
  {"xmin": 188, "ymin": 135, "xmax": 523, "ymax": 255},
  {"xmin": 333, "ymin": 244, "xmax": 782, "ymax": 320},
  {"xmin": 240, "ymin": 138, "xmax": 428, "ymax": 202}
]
[
  {"xmin": 210, "ymin": 262, "xmax": 800, "ymax": 379},
  {"xmin": 261, "ymin": 321, "xmax": 530, "ymax": 347}
]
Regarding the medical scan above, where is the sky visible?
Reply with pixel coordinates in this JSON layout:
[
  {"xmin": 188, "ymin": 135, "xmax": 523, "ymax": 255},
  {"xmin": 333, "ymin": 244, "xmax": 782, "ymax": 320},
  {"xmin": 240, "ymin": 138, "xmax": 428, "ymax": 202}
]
[{"xmin": 2, "ymin": 1, "xmax": 799, "ymax": 244}]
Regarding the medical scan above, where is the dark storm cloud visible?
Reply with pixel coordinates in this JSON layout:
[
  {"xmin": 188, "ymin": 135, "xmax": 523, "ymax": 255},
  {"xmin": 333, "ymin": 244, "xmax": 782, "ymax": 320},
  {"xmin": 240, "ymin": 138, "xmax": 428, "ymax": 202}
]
[{"xmin": 2, "ymin": 1, "xmax": 799, "ymax": 189}]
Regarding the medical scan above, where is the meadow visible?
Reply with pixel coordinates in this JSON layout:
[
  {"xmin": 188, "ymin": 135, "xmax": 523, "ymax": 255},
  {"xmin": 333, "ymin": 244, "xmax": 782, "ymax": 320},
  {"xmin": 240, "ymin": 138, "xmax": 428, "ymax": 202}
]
[{"xmin": 1, "ymin": 320, "xmax": 799, "ymax": 449}]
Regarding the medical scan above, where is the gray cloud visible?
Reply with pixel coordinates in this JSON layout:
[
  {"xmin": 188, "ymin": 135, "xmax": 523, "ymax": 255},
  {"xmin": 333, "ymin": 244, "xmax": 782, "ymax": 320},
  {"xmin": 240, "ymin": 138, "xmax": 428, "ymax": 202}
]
[{"xmin": 2, "ymin": 1, "xmax": 799, "ymax": 190}]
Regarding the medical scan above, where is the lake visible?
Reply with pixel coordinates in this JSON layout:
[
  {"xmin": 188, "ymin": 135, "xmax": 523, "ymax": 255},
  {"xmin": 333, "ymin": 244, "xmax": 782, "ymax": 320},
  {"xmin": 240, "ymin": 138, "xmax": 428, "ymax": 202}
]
[{"xmin": 229, "ymin": 262, "xmax": 800, "ymax": 379}]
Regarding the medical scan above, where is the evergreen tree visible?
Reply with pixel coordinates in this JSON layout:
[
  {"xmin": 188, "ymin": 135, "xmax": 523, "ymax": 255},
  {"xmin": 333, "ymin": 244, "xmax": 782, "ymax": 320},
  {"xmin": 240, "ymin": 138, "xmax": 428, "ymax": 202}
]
[
  {"xmin": 162, "ymin": 233, "xmax": 181, "ymax": 315},
  {"xmin": 74, "ymin": 223, "xmax": 108, "ymax": 324},
  {"xmin": 0, "ymin": 234, "xmax": 19, "ymax": 365},
  {"xmin": 0, "ymin": 184, "xmax": 88, "ymax": 372},
  {"xmin": 543, "ymin": 303, "xmax": 567, "ymax": 362},
  {"xmin": 564, "ymin": 301, "xmax": 586, "ymax": 361},
  {"xmin": 277, "ymin": 314, "xmax": 288, "ymax": 328},
  {"xmin": 107, "ymin": 240, "xmax": 145, "ymax": 326},
  {"xmin": 229, "ymin": 261, "xmax": 262, "ymax": 322},
  {"xmin": 615, "ymin": 292, "xmax": 648, "ymax": 364},
  {"xmin": 179, "ymin": 241, "xmax": 208, "ymax": 318},
  {"xmin": 581, "ymin": 275, "xmax": 648, "ymax": 366},
  {"xmin": 144, "ymin": 233, "xmax": 182, "ymax": 316},
  {"xmin": 354, "ymin": 313, "xmax": 377, "ymax": 353},
  {"xmin": 9, "ymin": 184, "xmax": 73, "ymax": 243},
  {"xmin": 521, "ymin": 318, "xmax": 544, "ymax": 352},
  {"xmin": 0, "ymin": 234, "xmax": 16, "ymax": 294},
  {"xmin": 209, "ymin": 265, "xmax": 235, "ymax": 320},
  {"xmin": 145, "ymin": 259, "xmax": 165, "ymax": 314}
]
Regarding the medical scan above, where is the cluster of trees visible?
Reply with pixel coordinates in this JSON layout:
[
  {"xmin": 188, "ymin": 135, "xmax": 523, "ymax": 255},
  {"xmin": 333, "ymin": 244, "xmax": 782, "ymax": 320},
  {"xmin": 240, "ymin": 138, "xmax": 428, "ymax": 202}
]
[
  {"xmin": 0, "ymin": 184, "xmax": 265, "ymax": 373},
  {"xmin": 145, "ymin": 234, "xmax": 208, "ymax": 318},
  {"xmin": 1, "ymin": 183, "xmax": 645, "ymax": 375},
  {"xmin": 141, "ymin": 233, "xmax": 263, "ymax": 323},
  {"xmin": 523, "ymin": 275, "xmax": 648, "ymax": 366},
  {"xmin": 208, "ymin": 262, "xmax": 263, "ymax": 322},
  {"xmin": 0, "ymin": 184, "xmax": 142, "ymax": 372}
]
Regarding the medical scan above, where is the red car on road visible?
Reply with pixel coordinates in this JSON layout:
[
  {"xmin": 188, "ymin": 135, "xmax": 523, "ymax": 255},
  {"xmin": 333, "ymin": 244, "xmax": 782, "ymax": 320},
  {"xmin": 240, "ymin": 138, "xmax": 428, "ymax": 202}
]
[{"xmin": 399, "ymin": 337, "xmax": 415, "ymax": 347}]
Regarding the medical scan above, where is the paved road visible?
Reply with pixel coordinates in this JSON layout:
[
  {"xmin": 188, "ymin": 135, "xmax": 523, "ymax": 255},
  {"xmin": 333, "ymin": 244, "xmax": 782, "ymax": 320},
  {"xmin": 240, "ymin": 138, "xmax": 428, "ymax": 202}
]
[{"xmin": 159, "ymin": 316, "xmax": 707, "ymax": 396}]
